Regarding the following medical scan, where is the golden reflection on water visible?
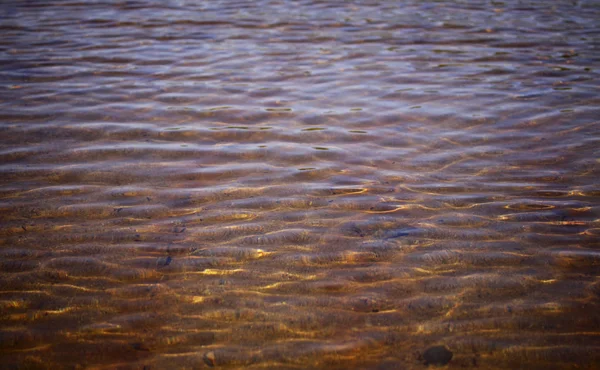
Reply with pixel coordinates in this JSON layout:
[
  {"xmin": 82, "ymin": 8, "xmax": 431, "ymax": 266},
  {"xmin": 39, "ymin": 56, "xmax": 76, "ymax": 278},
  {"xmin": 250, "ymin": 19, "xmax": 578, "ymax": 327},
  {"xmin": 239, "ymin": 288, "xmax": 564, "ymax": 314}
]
[{"xmin": 1, "ymin": 0, "xmax": 600, "ymax": 369}]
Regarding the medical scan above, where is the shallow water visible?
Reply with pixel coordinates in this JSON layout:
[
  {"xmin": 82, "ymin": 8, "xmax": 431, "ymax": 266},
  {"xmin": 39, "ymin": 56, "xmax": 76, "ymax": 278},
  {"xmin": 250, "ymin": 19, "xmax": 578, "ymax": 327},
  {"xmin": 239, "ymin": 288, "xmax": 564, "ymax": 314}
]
[{"xmin": 1, "ymin": 0, "xmax": 600, "ymax": 369}]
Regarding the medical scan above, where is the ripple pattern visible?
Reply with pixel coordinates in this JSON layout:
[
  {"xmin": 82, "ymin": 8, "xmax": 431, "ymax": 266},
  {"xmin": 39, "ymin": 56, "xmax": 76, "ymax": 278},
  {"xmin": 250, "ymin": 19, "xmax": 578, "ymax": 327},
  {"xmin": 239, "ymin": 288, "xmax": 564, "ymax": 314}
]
[{"xmin": 1, "ymin": 0, "xmax": 600, "ymax": 369}]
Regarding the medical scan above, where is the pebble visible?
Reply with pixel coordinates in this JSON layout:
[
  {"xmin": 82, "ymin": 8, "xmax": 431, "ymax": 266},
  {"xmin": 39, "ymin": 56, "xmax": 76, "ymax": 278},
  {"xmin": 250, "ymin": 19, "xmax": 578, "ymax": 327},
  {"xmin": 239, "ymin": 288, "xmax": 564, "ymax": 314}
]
[
  {"xmin": 203, "ymin": 351, "xmax": 216, "ymax": 367},
  {"xmin": 423, "ymin": 345, "xmax": 453, "ymax": 366},
  {"xmin": 156, "ymin": 256, "xmax": 172, "ymax": 267}
]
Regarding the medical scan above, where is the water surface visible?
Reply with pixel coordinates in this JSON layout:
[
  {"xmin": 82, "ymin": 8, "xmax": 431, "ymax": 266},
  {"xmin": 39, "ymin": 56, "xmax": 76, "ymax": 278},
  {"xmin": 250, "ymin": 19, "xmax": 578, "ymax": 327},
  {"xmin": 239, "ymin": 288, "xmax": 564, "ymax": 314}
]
[{"xmin": 1, "ymin": 0, "xmax": 600, "ymax": 369}]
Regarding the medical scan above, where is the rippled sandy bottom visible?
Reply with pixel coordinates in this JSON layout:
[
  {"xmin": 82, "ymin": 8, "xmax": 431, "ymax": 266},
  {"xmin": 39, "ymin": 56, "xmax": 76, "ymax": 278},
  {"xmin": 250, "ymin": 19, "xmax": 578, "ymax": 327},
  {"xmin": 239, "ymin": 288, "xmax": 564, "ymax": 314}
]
[
  {"xmin": 1, "ymin": 182, "xmax": 600, "ymax": 369},
  {"xmin": 1, "ymin": 0, "xmax": 600, "ymax": 369}
]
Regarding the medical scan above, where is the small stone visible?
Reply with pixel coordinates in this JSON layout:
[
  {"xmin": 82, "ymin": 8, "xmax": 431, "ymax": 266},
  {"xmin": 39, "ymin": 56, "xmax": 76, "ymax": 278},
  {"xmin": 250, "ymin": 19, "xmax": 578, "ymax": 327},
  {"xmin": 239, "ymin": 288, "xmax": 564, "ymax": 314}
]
[
  {"xmin": 130, "ymin": 342, "xmax": 150, "ymax": 351},
  {"xmin": 423, "ymin": 345, "xmax": 453, "ymax": 366},
  {"xmin": 203, "ymin": 351, "xmax": 216, "ymax": 367},
  {"xmin": 156, "ymin": 256, "xmax": 172, "ymax": 267}
]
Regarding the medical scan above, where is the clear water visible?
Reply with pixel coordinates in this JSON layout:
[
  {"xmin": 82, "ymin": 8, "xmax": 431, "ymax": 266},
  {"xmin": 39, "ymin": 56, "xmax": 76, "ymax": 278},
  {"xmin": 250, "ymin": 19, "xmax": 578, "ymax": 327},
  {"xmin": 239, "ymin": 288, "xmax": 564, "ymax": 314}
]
[{"xmin": 1, "ymin": 0, "xmax": 599, "ymax": 368}]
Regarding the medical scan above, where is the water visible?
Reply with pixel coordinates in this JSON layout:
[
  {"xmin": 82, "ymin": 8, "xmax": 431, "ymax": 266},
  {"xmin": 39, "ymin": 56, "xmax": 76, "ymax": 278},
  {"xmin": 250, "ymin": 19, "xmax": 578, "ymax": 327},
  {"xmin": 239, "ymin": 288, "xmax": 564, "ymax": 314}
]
[{"xmin": 1, "ymin": 0, "xmax": 599, "ymax": 368}]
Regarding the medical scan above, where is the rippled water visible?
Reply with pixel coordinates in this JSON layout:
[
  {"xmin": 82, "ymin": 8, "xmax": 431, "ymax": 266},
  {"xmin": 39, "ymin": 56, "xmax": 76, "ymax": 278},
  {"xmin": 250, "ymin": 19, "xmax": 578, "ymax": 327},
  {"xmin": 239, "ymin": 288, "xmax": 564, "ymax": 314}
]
[{"xmin": 1, "ymin": 0, "xmax": 600, "ymax": 368}]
